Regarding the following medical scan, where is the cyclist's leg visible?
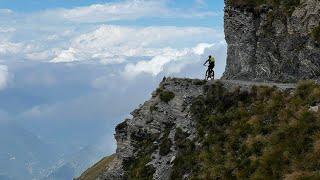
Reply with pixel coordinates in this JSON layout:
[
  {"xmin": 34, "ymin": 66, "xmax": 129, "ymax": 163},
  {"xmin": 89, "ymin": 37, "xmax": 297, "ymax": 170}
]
[
  {"xmin": 208, "ymin": 66, "xmax": 213, "ymax": 79},
  {"xmin": 212, "ymin": 70, "xmax": 215, "ymax": 79},
  {"xmin": 212, "ymin": 65, "xmax": 215, "ymax": 79},
  {"xmin": 205, "ymin": 69, "xmax": 209, "ymax": 80}
]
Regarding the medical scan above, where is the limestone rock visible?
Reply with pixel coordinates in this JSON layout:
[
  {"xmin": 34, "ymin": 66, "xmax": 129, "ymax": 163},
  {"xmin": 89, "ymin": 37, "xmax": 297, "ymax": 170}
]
[
  {"xmin": 310, "ymin": 104, "xmax": 320, "ymax": 112},
  {"xmin": 96, "ymin": 78, "xmax": 205, "ymax": 180},
  {"xmin": 223, "ymin": 0, "xmax": 320, "ymax": 82}
]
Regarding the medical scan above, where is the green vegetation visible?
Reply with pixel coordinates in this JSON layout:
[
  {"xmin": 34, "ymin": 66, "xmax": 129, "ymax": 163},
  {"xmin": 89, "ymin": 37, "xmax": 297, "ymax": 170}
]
[
  {"xmin": 149, "ymin": 104, "xmax": 158, "ymax": 112},
  {"xmin": 171, "ymin": 81, "xmax": 320, "ymax": 179},
  {"xmin": 159, "ymin": 129, "xmax": 172, "ymax": 156},
  {"xmin": 171, "ymin": 128, "xmax": 197, "ymax": 180},
  {"xmin": 127, "ymin": 155, "xmax": 155, "ymax": 180},
  {"xmin": 125, "ymin": 120, "xmax": 176, "ymax": 179},
  {"xmin": 311, "ymin": 26, "xmax": 320, "ymax": 43},
  {"xmin": 78, "ymin": 155, "xmax": 116, "ymax": 180},
  {"xmin": 160, "ymin": 91, "xmax": 175, "ymax": 103},
  {"xmin": 193, "ymin": 79, "xmax": 207, "ymax": 86},
  {"xmin": 126, "ymin": 81, "xmax": 320, "ymax": 179},
  {"xmin": 155, "ymin": 87, "xmax": 164, "ymax": 95},
  {"xmin": 124, "ymin": 131, "xmax": 159, "ymax": 180}
]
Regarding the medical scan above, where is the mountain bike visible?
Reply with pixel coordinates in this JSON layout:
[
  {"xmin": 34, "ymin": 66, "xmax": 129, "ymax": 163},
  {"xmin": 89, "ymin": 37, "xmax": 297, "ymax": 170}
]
[{"xmin": 205, "ymin": 65, "xmax": 215, "ymax": 80}]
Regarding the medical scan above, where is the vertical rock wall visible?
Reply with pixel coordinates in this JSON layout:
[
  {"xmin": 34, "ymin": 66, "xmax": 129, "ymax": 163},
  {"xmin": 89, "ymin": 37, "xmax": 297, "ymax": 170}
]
[{"xmin": 223, "ymin": 0, "xmax": 320, "ymax": 82}]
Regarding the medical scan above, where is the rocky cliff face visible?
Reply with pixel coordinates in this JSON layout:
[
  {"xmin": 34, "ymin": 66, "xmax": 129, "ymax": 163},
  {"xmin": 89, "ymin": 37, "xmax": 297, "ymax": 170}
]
[
  {"xmin": 84, "ymin": 78, "xmax": 205, "ymax": 180},
  {"xmin": 78, "ymin": 78, "xmax": 301, "ymax": 180},
  {"xmin": 223, "ymin": 0, "xmax": 320, "ymax": 82}
]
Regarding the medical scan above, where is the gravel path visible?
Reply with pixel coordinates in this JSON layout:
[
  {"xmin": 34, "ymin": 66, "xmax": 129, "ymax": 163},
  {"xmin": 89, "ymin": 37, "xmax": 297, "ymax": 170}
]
[{"xmin": 207, "ymin": 79, "xmax": 297, "ymax": 91}]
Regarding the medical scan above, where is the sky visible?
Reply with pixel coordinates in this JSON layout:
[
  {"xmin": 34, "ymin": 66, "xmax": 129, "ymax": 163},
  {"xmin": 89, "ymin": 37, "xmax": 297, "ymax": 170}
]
[{"xmin": 0, "ymin": 0, "xmax": 226, "ymax": 178}]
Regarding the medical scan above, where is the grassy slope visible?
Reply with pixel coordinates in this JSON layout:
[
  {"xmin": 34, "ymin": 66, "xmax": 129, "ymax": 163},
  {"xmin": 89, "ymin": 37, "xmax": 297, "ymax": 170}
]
[
  {"xmin": 77, "ymin": 154, "xmax": 116, "ymax": 180},
  {"xmin": 171, "ymin": 81, "xmax": 320, "ymax": 179}
]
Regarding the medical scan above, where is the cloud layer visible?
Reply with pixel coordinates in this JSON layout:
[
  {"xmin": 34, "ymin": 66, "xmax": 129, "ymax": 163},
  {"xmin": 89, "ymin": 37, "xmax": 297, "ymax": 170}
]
[
  {"xmin": 0, "ymin": 24, "xmax": 225, "ymax": 77},
  {"xmin": 0, "ymin": 0, "xmax": 225, "ymax": 78},
  {"xmin": 51, "ymin": 25, "xmax": 222, "ymax": 63},
  {"xmin": 0, "ymin": 1, "xmax": 226, "ymax": 176}
]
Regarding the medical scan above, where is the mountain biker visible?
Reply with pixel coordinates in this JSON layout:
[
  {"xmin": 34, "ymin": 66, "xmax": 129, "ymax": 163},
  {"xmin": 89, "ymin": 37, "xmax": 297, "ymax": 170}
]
[{"xmin": 203, "ymin": 55, "xmax": 215, "ymax": 80}]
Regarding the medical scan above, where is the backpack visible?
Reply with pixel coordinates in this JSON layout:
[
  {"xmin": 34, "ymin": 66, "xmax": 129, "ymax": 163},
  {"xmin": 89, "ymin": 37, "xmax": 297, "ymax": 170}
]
[{"xmin": 209, "ymin": 57, "xmax": 215, "ymax": 65}]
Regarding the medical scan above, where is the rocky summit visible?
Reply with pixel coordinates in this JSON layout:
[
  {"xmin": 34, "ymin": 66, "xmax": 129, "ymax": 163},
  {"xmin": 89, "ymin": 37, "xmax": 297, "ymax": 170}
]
[{"xmin": 223, "ymin": 0, "xmax": 320, "ymax": 82}]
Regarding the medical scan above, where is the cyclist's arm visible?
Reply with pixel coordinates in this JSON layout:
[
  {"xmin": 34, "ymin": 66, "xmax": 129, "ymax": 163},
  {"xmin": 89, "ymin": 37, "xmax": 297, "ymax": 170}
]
[{"xmin": 203, "ymin": 60, "xmax": 209, "ymax": 66}]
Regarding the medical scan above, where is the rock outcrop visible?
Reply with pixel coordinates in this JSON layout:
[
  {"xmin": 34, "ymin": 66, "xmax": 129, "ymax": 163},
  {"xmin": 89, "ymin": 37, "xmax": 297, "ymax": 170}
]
[
  {"xmin": 223, "ymin": 0, "xmax": 320, "ymax": 82},
  {"xmin": 88, "ymin": 78, "xmax": 205, "ymax": 180},
  {"xmin": 77, "ymin": 78, "xmax": 298, "ymax": 180}
]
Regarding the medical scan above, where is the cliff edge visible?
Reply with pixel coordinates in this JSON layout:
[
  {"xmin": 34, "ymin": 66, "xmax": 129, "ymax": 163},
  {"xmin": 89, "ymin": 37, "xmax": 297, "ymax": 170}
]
[
  {"xmin": 78, "ymin": 78, "xmax": 207, "ymax": 180},
  {"xmin": 78, "ymin": 0, "xmax": 320, "ymax": 179},
  {"xmin": 223, "ymin": 0, "xmax": 320, "ymax": 82},
  {"xmin": 78, "ymin": 78, "xmax": 320, "ymax": 179}
]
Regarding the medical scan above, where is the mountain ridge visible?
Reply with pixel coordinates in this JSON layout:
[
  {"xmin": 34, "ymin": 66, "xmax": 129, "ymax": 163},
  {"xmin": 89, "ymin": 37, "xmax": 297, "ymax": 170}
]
[
  {"xmin": 78, "ymin": 78, "xmax": 320, "ymax": 179},
  {"xmin": 78, "ymin": 0, "xmax": 320, "ymax": 179}
]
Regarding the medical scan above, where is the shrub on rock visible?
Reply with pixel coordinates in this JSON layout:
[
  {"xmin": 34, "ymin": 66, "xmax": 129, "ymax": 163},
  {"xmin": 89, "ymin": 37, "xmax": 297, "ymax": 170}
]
[{"xmin": 160, "ymin": 91, "xmax": 175, "ymax": 103}]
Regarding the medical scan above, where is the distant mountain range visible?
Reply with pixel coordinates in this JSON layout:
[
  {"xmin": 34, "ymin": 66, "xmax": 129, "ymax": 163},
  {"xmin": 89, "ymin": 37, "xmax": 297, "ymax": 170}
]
[
  {"xmin": 0, "ymin": 120, "xmax": 109, "ymax": 180},
  {"xmin": 0, "ymin": 121, "xmax": 57, "ymax": 180},
  {"xmin": 46, "ymin": 144, "xmax": 107, "ymax": 180}
]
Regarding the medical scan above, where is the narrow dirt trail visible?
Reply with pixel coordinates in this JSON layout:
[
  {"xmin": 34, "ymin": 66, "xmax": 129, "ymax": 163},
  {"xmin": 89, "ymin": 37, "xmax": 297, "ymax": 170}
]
[{"xmin": 210, "ymin": 80, "xmax": 297, "ymax": 91}]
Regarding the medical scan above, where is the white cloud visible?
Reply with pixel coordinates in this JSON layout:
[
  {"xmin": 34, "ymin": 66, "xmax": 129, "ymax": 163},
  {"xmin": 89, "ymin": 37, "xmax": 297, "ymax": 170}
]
[
  {"xmin": 0, "ymin": 41, "xmax": 22, "ymax": 55},
  {"xmin": 0, "ymin": 0, "xmax": 224, "ymax": 69},
  {"xmin": 0, "ymin": 1, "xmax": 226, "ymax": 81},
  {"xmin": 50, "ymin": 25, "xmax": 222, "ymax": 63},
  {"xmin": 40, "ymin": 0, "xmax": 216, "ymax": 23},
  {"xmin": 193, "ymin": 43, "xmax": 215, "ymax": 55},
  {"xmin": 45, "ymin": 30, "xmax": 75, "ymax": 42},
  {"xmin": 123, "ymin": 42, "xmax": 226, "ymax": 78},
  {"xmin": 26, "ymin": 49, "xmax": 58, "ymax": 61},
  {"xmin": 0, "ymin": 65, "xmax": 9, "ymax": 90},
  {"xmin": 124, "ymin": 56, "xmax": 172, "ymax": 77},
  {"xmin": 93, "ymin": 54, "xmax": 126, "ymax": 65},
  {"xmin": 56, "ymin": 0, "xmax": 167, "ymax": 23},
  {"xmin": 0, "ymin": 25, "xmax": 226, "ymax": 81},
  {"xmin": 51, "ymin": 48, "xmax": 78, "ymax": 63},
  {"xmin": 7, "ymin": 24, "xmax": 225, "ymax": 79}
]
